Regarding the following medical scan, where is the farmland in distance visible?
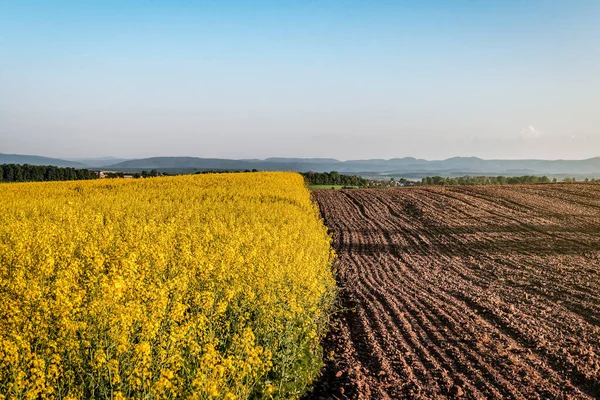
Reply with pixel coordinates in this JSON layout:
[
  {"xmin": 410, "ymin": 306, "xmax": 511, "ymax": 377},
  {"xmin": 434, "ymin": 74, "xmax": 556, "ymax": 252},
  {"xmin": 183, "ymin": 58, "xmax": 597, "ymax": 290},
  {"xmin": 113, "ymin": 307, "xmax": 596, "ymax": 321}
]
[{"xmin": 310, "ymin": 184, "xmax": 600, "ymax": 399}]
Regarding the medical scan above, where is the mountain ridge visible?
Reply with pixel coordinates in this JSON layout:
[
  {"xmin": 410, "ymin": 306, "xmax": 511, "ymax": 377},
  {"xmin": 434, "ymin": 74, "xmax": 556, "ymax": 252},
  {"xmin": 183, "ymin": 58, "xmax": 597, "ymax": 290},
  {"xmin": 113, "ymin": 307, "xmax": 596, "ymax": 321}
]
[
  {"xmin": 2, "ymin": 153, "xmax": 600, "ymax": 178},
  {"xmin": 0, "ymin": 153, "xmax": 89, "ymax": 168}
]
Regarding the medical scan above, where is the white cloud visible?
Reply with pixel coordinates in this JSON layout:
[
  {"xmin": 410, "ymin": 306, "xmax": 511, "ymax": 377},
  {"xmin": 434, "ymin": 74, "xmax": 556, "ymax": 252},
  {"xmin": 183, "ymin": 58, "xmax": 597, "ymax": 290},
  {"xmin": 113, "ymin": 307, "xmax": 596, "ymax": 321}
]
[{"xmin": 521, "ymin": 125, "xmax": 543, "ymax": 140}]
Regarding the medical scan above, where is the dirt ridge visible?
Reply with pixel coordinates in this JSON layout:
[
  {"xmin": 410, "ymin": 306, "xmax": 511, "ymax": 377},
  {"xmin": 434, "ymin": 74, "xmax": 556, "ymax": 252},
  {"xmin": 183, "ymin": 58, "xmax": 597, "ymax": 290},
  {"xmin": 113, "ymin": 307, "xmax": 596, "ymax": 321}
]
[{"xmin": 308, "ymin": 184, "xmax": 600, "ymax": 399}]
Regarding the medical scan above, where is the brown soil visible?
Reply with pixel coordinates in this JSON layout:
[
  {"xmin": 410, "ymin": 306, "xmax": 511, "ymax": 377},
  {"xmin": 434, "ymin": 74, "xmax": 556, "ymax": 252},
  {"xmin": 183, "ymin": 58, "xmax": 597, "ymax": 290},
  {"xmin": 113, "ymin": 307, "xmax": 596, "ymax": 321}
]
[{"xmin": 307, "ymin": 184, "xmax": 600, "ymax": 399}]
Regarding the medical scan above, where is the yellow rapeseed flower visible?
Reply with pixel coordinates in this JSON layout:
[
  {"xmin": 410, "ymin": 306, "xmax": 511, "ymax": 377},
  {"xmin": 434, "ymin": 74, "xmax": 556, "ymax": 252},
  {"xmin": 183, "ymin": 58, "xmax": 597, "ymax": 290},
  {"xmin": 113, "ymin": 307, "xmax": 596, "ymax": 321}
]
[{"xmin": 0, "ymin": 172, "xmax": 336, "ymax": 399}]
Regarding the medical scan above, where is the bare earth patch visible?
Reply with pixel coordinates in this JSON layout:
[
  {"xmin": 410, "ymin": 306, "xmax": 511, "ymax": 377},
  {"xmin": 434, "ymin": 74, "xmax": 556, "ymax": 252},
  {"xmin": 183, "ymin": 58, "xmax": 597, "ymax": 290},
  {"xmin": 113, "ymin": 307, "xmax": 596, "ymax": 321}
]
[{"xmin": 308, "ymin": 184, "xmax": 600, "ymax": 399}]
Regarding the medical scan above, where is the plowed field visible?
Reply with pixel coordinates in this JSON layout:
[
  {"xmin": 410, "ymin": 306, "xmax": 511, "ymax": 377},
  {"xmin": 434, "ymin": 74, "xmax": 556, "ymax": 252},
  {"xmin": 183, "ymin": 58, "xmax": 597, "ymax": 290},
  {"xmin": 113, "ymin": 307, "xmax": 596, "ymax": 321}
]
[{"xmin": 309, "ymin": 184, "xmax": 600, "ymax": 399}]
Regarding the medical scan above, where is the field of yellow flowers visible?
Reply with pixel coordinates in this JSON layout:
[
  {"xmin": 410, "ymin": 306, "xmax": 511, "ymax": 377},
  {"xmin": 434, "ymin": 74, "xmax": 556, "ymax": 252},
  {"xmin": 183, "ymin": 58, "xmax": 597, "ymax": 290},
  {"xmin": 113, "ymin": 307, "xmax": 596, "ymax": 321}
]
[{"xmin": 0, "ymin": 172, "xmax": 336, "ymax": 399}]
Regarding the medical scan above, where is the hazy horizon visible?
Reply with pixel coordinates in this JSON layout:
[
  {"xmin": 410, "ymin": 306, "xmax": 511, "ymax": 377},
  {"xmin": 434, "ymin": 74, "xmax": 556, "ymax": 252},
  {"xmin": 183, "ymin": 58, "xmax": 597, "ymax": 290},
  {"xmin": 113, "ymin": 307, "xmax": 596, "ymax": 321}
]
[
  {"xmin": 2, "ymin": 1, "xmax": 599, "ymax": 160},
  {"xmin": 4, "ymin": 152, "xmax": 600, "ymax": 164}
]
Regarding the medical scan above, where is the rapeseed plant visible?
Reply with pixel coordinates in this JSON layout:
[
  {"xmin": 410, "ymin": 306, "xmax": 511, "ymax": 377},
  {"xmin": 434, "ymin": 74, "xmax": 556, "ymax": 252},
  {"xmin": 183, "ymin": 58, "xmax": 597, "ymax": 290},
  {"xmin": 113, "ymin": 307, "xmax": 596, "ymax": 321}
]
[{"xmin": 0, "ymin": 172, "xmax": 336, "ymax": 399}]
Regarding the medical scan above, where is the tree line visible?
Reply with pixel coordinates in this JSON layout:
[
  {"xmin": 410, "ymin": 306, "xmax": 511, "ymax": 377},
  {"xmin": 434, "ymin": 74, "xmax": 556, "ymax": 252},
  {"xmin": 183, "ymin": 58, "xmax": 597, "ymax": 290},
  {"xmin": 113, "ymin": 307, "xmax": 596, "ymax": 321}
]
[
  {"xmin": 301, "ymin": 171, "xmax": 369, "ymax": 187},
  {"xmin": 104, "ymin": 169, "xmax": 167, "ymax": 178},
  {"xmin": 0, "ymin": 164, "xmax": 98, "ymax": 183},
  {"xmin": 420, "ymin": 175, "xmax": 598, "ymax": 186}
]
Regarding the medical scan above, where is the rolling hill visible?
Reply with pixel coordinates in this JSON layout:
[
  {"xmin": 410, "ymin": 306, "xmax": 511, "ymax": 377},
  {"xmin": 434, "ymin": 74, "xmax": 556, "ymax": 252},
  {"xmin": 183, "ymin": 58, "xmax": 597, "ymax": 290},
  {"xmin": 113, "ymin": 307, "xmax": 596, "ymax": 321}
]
[
  {"xmin": 104, "ymin": 156, "xmax": 600, "ymax": 177},
  {"xmin": 2, "ymin": 153, "xmax": 600, "ymax": 178},
  {"xmin": 0, "ymin": 153, "xmax": 89, "ymax": 168}
]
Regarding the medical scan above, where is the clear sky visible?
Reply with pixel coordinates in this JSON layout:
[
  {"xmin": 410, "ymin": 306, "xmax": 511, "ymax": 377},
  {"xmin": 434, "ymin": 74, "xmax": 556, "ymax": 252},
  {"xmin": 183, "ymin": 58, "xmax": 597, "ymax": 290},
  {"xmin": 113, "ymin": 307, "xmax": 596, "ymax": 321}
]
[{"xmin": 1, "ymin": 1, "xmax": 599, "ymax": 160}]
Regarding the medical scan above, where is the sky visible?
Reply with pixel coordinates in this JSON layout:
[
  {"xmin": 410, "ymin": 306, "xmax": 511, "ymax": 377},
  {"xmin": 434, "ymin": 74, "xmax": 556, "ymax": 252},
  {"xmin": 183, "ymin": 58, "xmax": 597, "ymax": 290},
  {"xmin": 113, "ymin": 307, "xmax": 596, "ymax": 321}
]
[{"xmin": 1, "ymin": 1, "xmax": 599, "ymax": 161}]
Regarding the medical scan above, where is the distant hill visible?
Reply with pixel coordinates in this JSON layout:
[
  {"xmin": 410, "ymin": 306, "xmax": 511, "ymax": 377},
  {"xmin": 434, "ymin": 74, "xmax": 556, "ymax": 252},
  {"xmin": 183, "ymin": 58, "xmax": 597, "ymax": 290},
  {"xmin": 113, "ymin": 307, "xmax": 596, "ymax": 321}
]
[
  {"xmin": 104, "ymin": 156, "xmax": 600, "ymax": 177},
  {"xmin": 105, "ymin": 157, "xmax": 342, "ymax": 172},
  {"xmin": 262, "ymin": 157, "xmax": 340, "ymax": 164},
  {"xmin": 3, "ymin": 153, "xmax": 600, "ymax": 178},
  {"xmin": 65, "ymin": 157, "xmax": 129, "ymax": 168},
  {"xmin": 0, "ymin": 153, "xmax": 89, "ymax": 168}
]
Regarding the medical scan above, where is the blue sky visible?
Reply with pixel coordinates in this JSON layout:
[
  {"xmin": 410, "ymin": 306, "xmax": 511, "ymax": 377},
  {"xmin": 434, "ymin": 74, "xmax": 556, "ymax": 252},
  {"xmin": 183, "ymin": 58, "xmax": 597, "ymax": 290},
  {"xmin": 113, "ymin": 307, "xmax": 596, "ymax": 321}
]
[{"xmin": 1, "ymin": 1, "xmax": 599, "ymax": 160}]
